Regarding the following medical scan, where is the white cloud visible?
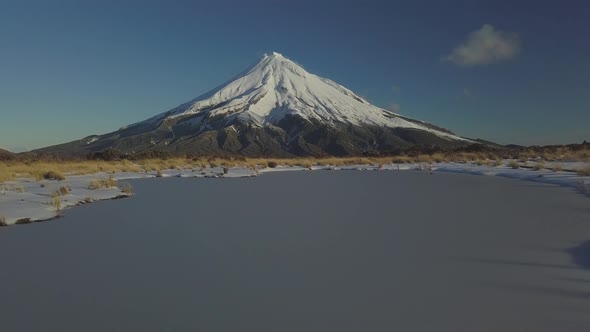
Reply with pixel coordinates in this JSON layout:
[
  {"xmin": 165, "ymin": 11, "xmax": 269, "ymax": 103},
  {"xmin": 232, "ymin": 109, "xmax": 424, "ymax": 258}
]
[{"xmin": 444, "ymin": 24, "xmax": 521, "ymax": 66}]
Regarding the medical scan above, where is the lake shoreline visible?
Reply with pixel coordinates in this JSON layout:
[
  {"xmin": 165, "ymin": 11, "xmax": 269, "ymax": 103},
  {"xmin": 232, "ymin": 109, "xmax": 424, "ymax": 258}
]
[{"xmin": 1, "ymin": 162, "xmax": 589, "ymax": 227}]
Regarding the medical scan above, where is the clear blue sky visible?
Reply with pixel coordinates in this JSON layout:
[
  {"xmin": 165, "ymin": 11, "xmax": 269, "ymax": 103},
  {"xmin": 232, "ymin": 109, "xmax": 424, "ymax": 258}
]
[{"xmin": 1, "ymin": 0, "xmax": 588, "ymax": 152}]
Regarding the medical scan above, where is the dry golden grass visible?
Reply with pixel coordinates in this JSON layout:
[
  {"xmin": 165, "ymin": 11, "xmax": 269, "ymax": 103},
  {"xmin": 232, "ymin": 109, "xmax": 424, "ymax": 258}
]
[
  {"xmin": 0, "ymin": 159, "xmax": 142, "ymax": 182},
  {"xmin": 509, "ymin": 160, "xmax": 520, "ymax": 169},
  {"xmin": 552, "ymin": 164, "xmax": 563, "ymax": 172},
  {"xmin": 118, "ymin": 182, "xmax": 134, "ymax": 195},
  {"xmin": 50, "ymin": 193, "xmax": 62, "ymax": 211},
  {"xmin": 1, "ymin": 151, "xmax": 588, "ymax": 184},
  {"xmin": 43, "ymin": 170, "xmax": 65, "ymax": 181},
  {"xmin": 392, "ymin": 156, "xmax": 411, "ymax": 164},
  {"xmin": 533, "ymin": 162, "xmax": 545, "ymax": 171},
  {"xmin": 88, "ymin": 175, "xmax": 117, "ymax": 190},
  {"xmin": 58, "ymin": 185, "xmax": 71, "ymax": 196}
]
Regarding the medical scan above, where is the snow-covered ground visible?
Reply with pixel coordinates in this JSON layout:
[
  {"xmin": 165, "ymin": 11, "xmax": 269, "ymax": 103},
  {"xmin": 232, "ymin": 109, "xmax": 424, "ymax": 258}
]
[{"xmin": 0, "ymin": 161, "xmax": 588, "ymax": 226}]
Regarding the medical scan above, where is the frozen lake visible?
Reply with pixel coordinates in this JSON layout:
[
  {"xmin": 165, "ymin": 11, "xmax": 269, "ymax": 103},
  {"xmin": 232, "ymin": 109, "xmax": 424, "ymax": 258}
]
[{"xmin": 1, "ymin": 171, "xmax": 590, "ymax": 331}]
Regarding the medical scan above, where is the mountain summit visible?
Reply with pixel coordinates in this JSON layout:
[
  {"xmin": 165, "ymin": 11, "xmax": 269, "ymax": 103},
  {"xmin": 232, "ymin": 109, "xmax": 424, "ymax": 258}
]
[{"xmin": 38, "ymin": 53, "xmax": 472, "ymax": 157}]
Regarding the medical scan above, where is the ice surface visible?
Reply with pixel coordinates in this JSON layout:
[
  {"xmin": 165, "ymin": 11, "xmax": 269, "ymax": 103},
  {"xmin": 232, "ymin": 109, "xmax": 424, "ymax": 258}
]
[{"xmin": 1, "ymin": 162, "xmax": 587, "ymax": 226}]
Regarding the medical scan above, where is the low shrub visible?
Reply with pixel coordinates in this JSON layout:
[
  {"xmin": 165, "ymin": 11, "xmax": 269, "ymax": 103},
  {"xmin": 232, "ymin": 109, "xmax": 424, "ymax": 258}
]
[
  {"xmin": 533, "ymin": 162, "xmax": 545, "ymax": 171},
  {"xmin": 223, "ymin": 167, "xmax": 229, "ymax": 174},
  {"xmin": 0, "ymin": 216, "xmax": 7, "ymax": 227},
  {"xmin": 267, "ymin": 161, "xmax": 278, "ymax": 168}
]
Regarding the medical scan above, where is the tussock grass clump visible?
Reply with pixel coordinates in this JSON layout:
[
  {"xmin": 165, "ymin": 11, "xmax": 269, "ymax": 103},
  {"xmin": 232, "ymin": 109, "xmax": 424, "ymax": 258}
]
[
  {"xmin": 43, "ymin": 170, "xmax": 65, "ymax": 181},
  {"xmin": 552, "ymin": 164, "xmax": 562, "ymax": 172},
  {"xmin": 267, "ymin": 161, "xmax": 278, "ymax": 168},
  {"xmin": 508, "ymin": 160, "xmax": 520, "ymax": 169},
  {"xmin": 0, "ymin": 216, "xmax": 7, "ymax": 227},
  {"xmin": 50, "ymin": 193, "xmax": 62, "ymax": 211},
  {"xmin": 58, "ymin": 185, "xmax": 71, "ymax": 196},
  {"xmin": 533, "ymin": 162, "xmax": 545, "ymax": 171},
  {"xmin": 156, "ymin": 170, "xmax": 163, "ymax": 177},
  {"xmin": 577, "ymin": 166, "xmax": 590, "ymax": 176},
  {"xmin": 118, "ymin": 182, "xmax": 134, "ymax": 195},
  {"xmin": 88, "ymin": 175, "xmax": 117, "ymax": 190}
]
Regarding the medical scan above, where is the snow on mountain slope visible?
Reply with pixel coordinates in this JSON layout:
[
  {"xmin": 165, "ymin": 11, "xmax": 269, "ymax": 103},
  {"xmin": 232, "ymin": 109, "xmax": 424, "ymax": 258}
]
[
  {"xmin": 143, "ymin": 52, "xmax": 467, "ymax": 141},
  {"xmin": 35, "ymin": 52, "xmax": 475, "ymax": 157}
]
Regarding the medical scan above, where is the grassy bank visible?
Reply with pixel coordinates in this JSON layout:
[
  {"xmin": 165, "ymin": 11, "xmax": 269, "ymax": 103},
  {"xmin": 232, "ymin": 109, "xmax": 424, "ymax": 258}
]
[{"xmin": 1, "ymin": 149, "xmax": 589, "ymax": 183}]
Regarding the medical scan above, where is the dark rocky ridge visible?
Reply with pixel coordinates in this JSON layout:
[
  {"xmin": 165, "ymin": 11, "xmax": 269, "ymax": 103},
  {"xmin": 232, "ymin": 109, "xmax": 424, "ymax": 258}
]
[
  {"xmin": 0, "ymin": 148, "xmax": 15, "ymax": 160},
  {"xmin": 35, "ymin": 114, "xmax": 471, "ymax": 157}
]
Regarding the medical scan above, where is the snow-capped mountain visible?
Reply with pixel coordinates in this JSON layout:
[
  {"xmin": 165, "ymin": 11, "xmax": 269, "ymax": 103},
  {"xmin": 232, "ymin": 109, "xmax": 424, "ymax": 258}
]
[{"xmin": 37, "ymin": 52, "xmax": 473, "ymax": 157}]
